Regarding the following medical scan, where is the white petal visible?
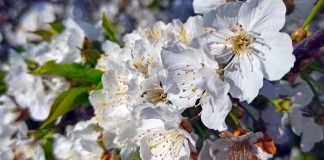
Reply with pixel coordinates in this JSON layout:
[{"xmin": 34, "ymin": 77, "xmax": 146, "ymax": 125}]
[
  {"xmin": 238, "ymin": 0, "xmax": 286, "ymax": 32},
  {"xmin": 289, "ymin": 106, "xmax": 304, "ymax": 136},
  {"xmin": 161, "ymin": 45, "xmax": 204, "ymax": 108},
  {"xmin": 198, "ymin": 140, "xmax": 213, "ymax": 160},
  {"xmin": 225, "ymin": 55, "xmax": 264, "ymax": 103},
  {"xmin": 203, "ymin": 2, "xmax": 241, "ymax": 33},
  {"xmin": 255, "ymin": 32, "xmax": 295, "ymax": 81},
  {"xmin": 89, "ymin": 90, "xmax": 106, "ymax": 110},
  {"xmin": 162, "ymin": 45, "xmax": 203, "ymax": 72},
  {"xmin": 209, "ymin": 139, "xmax": 233, "ymax": 159},
  {"xmin": 185, "ymin": 16, "xmax": 204, "ymax": 42},
  {"xmin": 300, "ymin": 120, "xmax": 323, "ymax": 152},
  {"xmin": 201, "ymin": 96, "xmax": 232, "ymax": 131},
  {"xmin": 193, "ymin": 0, "xmax": 225, "ymax": 14},
  {"xmin": 255, "ymin": 147, "xmax": 273, "ymax": 160},
  {"xmin": 139, "ymin": 142, "xmax": 151, "ymax": 160},
  {"xmin": 198, "ymin": 69, "xmax": 230, "ymax": 99},
  {"xmin": 292, "ymin": 81, "xmax": 314, "ymax": 107}
]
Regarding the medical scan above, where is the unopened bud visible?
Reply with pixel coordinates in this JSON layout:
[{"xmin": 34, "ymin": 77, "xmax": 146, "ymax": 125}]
[{"xmin": 291, "ymin": 28, "xmax": 307, "ymax": 43}]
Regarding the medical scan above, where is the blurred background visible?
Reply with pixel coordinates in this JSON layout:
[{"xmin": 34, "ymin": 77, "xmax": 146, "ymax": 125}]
[{"xmin": 0, "ymin": 0, "xmax": 194, "ymax": 60}]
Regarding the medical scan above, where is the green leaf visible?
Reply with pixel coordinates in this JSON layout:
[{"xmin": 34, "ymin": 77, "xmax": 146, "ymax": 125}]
[
  {"xmin": 102, "ymin": 12, "xmax": 117, "ymax": 42},
  {"xmin": 130, "ymin": 147, "xmax": 141, "ymax": 160},
  {"xmin": 41, "ymin": 138, "xmax": 54, "ymax": 160},
  {"xmin": 49, "ymin": 20, "xmax": 65, "ymax": 34},
  {"xmin": 29, "ymin": 61, "xmax": 103, "ymax": 84},
  {"xmin": 80, "ymin": 48, "xmax": 102, "ymax": 67},
  {"xmin": 25, "ymin": 60, "xmax": 39, "ymax": 71},
  {"xmin": 80, "ymin": 37, "xmax": 101, "ymax": 67},
  {"xmin": 32, "ymin": 20, "xmax": 64, "ymax": 41},
  {"xmin": 32, "ymin": 29, "xmax": 55, "ymax": 41},
  {"xmin": 306, "ymin": 60, "xmax": 324, "ymax": 73},
  {"xmin": 40, "ymin": 87, "xmax": 91, "ymax": 129},
  {"xmin": 146, "ymin": 0, "xmax": 162, "ymax": 10},
  {"xmin": 0, "ymin": 71, "xmax": 7, "ymax": 94}
]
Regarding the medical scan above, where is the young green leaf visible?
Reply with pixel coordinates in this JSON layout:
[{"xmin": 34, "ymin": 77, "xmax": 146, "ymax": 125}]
[
  {"xmin": 29, "ymin": 61, "xmax": 103, "ymax": 84},
  {"xmin": 0, "ymin": 71, "xmax": 7, "ymax": 94},
  {"xmin": 40, "ymin": 87, "xmax": 91, "ymax": 129},
  {"xmin": 80, "ymin": 37, "xmax": 103, "ymax": 67},
  {"xmin": 49, "ymin": 20, "xmax": 65, "ymax": 34},
  {"xmin": 32, "ymin": 29, "xmax": 55, "ymax": 41},
  {"xmin": 102, "ymin": 12, "xmax": 117, "ymax": 42},
  {"xmin": 41, "ymin": 138, "xmax": 54, "ymax": 160}
]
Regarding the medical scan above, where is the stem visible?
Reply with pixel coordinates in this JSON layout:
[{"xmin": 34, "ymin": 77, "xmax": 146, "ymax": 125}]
[
  {"xmin": 229, "ymin": 112, "xmax": 240, "ymax": 127},
  {"xmin": 306, "ymin": 74, "xmax": 324, "ymax": 93},
  {"xmin": 194, "ymin": 123, "xmax": 209, "ymax": 140},
  {"xmin": 302, "ymin": 0, "xmax": 323, "ymax": 29}
]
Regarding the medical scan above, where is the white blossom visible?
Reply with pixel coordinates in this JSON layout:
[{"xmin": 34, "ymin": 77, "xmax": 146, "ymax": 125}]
[{"xmin": 202, "ymin": 0, "xmax": 295, "ymax": 102}]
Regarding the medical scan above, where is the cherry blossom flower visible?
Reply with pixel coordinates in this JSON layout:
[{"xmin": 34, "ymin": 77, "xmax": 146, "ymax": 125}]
[
  {"xmin": 168, "ymin": 16, "xmax": 204, "ymax": 45},
  {"xmin": 89, "ymin": 69, "xmax": 139, "ymax": 127},
  {"xmin": 96, "ymin": 40, "xmax": 132, "ymax": 72},
  {"xmin": 203, "ymin": 130, "xmax": 276, "ymax": 160},
  {"xmin": 133, "ymin": 104, "xmax": 195, "ymax": 160},
  {"xmin": 0, "ymin": 96, "xmax": 27, "ymax": 160},
  {"xmin": 53, "ymin": 121, "xmax": 104, "ymax": 160},
  {"xmin": 6, "ymin": 51, "xmax": 70, "ymax": 121},
  {"xmin": 203, "ymin": 0, "xmax": 295, "ymax": 102},
  {"xmin": 162, "ymin": 43, "xmax": 231, "ymax": 131}
]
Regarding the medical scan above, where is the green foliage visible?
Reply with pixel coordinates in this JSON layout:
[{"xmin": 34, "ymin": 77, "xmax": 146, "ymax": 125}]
[
  {"xmin": 33, "ymin": 20, "xmax": 65, "ymax": 41},
  {"xmin": 80, "ymin": 38, "xmax": 103, "ymax": 67},
  {"xmin": 49, "ymin": 20, "xmax": 65, "ymax": 34},
  {"xmin": 41, "ymin": 138, "xmax": 54, "ymax": 160},
  {"xmin": 81, "ymin": 48, "xmax": 102, "ymax": 67},
  {"xmin": 40, "ymin": 87, "xmax": 91, "ymax": 129},
  {"xmin": 306, "ymin": 60, "xmax": 324, "ymax": 74},
  {"xmin": 102, "ymin": 12, "xmax": 117, "ymax": 42},
  {"xmin": 0, "ymin": 71, "xmax": 6, "ymax": 94},
  {"xmin": 29, "ymin": 61, "xmax": 103, "ymax": 84},
  {"xmin": 146, "ymin": 0, "xmax": 162, "ymax": 10},
  {"xmin": 32, "ymin": 29, "xmax": 55, "ymax": 41},
  {"xmin": 130, "ymin": 147, "xmax": 141, "ymax": 160}
]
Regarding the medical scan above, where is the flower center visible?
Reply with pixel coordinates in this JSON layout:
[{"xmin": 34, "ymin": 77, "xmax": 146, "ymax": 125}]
[
  {"xmin": 177, "ymin": 29, "xmax": 190, "ymax": 43},
  {"xmin": 133, "ymin": 55, "xmax": 154, "ymax": 76},
  {"xmin": 271, "ymin": 97, "xmax": 292, "ymax": 112},
  {"xmin": 135, "ymin": 129, "xmax": 188, "ymax": 159},
  {"xmin": 141, "ymin": 84, "xmax": 167, "ymax": 105},
  {"xmin": 229, "ymin": 141, "xmax": 258, "ymax": 160},
  {"xmin": 229, "ymin": 31, "xmax": 255, "ymax": 56},
  {"xmin": 144, "ymin": 27, "xmax": 163, "ymax": 42}
]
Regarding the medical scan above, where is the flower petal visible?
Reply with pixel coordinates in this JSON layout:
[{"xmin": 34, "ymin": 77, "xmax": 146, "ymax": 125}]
[
  {"xmin": 254, "ymin": 32, "xmax": 295, "ymax": 81},
  {"xmin": 201, "ymin": 95, "xmax": 232, "ymax": 131},
  {"xmin": 225, "ymin": 55, "xmax": 264, "ymax": 103},
  {"xmin": 193, "ymin": 0, "xmax": 225, "ymax": 14},
  {"xmin": 238, "ymin": 0, "xmax": 286, "ymax": 32},
  {"xmin": 290, "ymin": 106, "xmax": 304, "ymax": 136},
  {"xmin": 300, "ymin": 119, "xmax": 323, "ymax": 152},
  {"xmin": 203, "ymin": 2, "xmax": 241, "ymax": 33},
  {"xmin": 209, "ymin": 139, "xmax": 233, "ymax": 159}
]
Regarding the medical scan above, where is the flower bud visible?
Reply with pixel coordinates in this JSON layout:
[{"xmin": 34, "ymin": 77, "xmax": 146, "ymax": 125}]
[{"xmin": 291, "ymin": 28, "xmax": 307, "ymax": 43}]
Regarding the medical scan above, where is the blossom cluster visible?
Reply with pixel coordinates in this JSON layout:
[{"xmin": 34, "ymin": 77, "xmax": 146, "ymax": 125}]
[{"xmin": 0, "ymin": 0, "xmax": 323, "ymax": 160}]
